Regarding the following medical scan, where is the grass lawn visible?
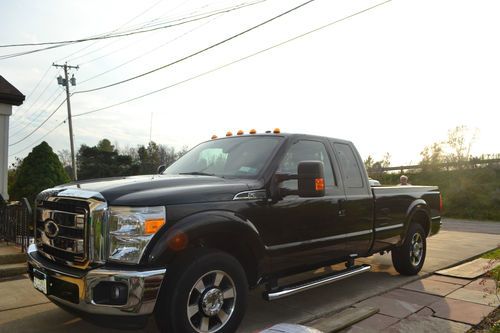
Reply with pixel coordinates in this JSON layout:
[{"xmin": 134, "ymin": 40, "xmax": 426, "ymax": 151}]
[
  {"xmin": 467, "ymin": 248, "xmax": 500, "ymax": 333},
  {"xmin": 482, "ymin": 248, "xmax": 500, "ymax": 282}
]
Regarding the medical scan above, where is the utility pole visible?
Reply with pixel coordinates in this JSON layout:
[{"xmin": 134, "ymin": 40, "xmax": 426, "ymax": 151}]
[{"xmin": 53, "ymin": 62, "xmax": 79, "ymax": 181}]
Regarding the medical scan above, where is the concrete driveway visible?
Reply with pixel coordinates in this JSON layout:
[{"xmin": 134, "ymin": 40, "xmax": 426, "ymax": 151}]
[{"xmin": 0, "ymin": 218, "xmax": 498, "ymax": 333}]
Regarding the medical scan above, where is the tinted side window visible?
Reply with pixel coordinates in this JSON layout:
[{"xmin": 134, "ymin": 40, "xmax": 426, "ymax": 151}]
[
  {"xmin": 334, "ymin": 143, "xmax": 363, "ymax": 188},
  {"xmin": 278, "ymin": 140, "xmax": 335, "ymax": 189}
]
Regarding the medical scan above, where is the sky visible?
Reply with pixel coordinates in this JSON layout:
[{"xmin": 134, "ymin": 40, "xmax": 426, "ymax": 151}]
[{"xmin": 1, "ymin": 0, "xmax": 499, "ymax": 167}]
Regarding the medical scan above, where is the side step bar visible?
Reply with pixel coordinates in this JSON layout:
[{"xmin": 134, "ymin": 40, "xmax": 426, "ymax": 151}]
[{"xmin": 263, "ymin": 264, "xmax": 371, "ymax": 301}]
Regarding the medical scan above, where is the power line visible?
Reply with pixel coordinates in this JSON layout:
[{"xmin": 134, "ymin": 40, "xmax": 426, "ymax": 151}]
[
  {"xmin": 11, "ymin": 65, "xmax": 53, "ymax": 115},
  {"xmin": 0, "ymin": 0, "xmax": 267, "ymax": 61},
  {"xmin": 74, "ymin": 0, "xmax": 316, "ymax": 94},
  {"xmin": 9, "ymin": 0, "xmax": 390, "ymax": 153},
  {"xmin": 73, "ymin": 0, "xmax": 392, "ymax": 118},
  {"xmin": 10, "ymin": 75, "xmax": 59, "ymax": 129},
  {"xmin": 78, "ymin": 14, "xmax": 221, "ymax": 84},
  {"xmin": 10, "ymin": 85, "xmax": 61, "ymax": 132},
  {"xmin": 71, "ymin": 0, "xmax": 268, "ymax": 63},
  {"xmin": 58, "ymin": 0, "xmax": 164, "ymax": 63},
  {"xmin": 8, "ymin": 120, "xmax": 66, "ymax": 158},
  {"xmin": 8, "ymin": 98, "xmax": 67, "ymax": 146},
  {"xmin": 9, "ymin": 89, "xmax": 65, "ymax": 137},
  {"xmin": 0, "ymin": 43, "xmax": 72, "ymax": 61},
  {"xmin": 76, "ymin": 1, "xmax": 236, "ymax": 67}
]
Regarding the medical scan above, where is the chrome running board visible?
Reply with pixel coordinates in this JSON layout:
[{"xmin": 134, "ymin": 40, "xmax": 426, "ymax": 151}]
[{"xmin": 263, "ymin": 264, "xmax": 371, "ymax": 301}]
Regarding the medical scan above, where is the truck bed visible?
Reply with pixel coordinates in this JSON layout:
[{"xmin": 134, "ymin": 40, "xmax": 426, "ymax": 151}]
[{"xmin": 370, "ymin": 185, "xmax": 441, "ymax": 253}]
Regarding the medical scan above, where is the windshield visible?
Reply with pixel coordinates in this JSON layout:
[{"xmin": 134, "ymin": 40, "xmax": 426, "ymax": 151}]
[{"xmin": 164, "ymin": 136, "xmax": 283, "ymax": 178}]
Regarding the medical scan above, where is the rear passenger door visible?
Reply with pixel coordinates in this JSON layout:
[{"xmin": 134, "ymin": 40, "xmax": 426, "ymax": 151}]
[{"xmin": 331, "ymin": 142, "xmax": 374, "ymax": 257}]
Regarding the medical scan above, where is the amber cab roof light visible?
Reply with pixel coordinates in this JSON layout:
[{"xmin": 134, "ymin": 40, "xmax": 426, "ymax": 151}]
[
  {"xmin": 226, "ymin": 131, "xmax": 233, "ymax": 137},
  {"xmin": 211, "ymin": 134, "xmax": 218, "ymax": 140},
  {"xmin": 273, "ymin": 128, "xmax": 281, "ymax": 134},
  {"xmin": 237, "ymin": 130, "xmax": 244, "ymax": 135},
  {"xmin": 249, "ymin": 129, "xmax": 257, "ymax": 134}
]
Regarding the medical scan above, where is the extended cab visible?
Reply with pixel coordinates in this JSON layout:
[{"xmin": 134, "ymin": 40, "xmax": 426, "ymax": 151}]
[{"xmin": 28, "ymin": 132, "xmax": 441, "ymax": 332}]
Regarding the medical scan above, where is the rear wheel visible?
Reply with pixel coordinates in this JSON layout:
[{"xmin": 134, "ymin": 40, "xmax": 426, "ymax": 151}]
[
  {"xmin": 391, "ymin": 223, "xmax": 426, "ymax": 275},
  {"xmin": 155, "ymin": 249, "xmax": 248, "ymax": 333}
]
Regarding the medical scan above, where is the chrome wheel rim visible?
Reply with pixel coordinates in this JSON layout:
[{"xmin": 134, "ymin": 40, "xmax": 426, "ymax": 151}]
[
  {"xmin": 187, "ymin": 270, "xmax": 237, "ymax": 333},
  {"xmin": 410, "ymin": 233, "xmax": 423, "ymax": 266}
]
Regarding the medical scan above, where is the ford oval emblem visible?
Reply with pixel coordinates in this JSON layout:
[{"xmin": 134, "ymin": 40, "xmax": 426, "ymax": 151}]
[{"xmin": 44, "ymin": 219, "xmax": 59, "ymax": 239}]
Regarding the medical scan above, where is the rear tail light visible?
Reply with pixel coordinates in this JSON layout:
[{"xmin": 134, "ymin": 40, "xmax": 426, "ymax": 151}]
[{"xmin": 439, "ymin": 194, "xmax": 443, "ymax": 212}]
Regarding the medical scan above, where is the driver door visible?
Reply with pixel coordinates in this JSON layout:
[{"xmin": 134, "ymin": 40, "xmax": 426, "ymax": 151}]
[{"xmin": 262, "ymin": 139, "xmax": 348, "ymax": 273}]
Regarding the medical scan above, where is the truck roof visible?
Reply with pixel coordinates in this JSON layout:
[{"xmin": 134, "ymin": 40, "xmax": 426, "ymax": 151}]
[{"xmin": 210, "ymin": 132, "xmax": 354, "ymax": 146}]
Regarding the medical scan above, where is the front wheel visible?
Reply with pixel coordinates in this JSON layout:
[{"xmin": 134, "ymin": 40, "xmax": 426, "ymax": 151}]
[
  {"xmin": 155, "ymin": 249, "xmax": 248, "ymax": 333},
  {"xmin": 391, "ymin": 223, "xmax": 426, "ymax": 275}
]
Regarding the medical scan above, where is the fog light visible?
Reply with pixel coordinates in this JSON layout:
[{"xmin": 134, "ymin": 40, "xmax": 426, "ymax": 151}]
[
  {"xmin": 111, "ymin": 284, "xmax": 126, "ymax": 300},
  {"xmin": 93, "ymin": 282, "xmax": 128, "ymax": 305}
]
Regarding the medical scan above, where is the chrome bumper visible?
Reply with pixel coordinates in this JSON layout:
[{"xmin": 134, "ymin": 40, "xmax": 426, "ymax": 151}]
[{"xmin": 27, "ymin": 244, "xmax": 165, "ymax": 316}]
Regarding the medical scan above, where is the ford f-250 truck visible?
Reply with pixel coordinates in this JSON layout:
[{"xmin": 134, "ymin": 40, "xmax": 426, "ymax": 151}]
[{"xmin": 28, "ymin": 131, "xmax": 441, "ymax": 333}]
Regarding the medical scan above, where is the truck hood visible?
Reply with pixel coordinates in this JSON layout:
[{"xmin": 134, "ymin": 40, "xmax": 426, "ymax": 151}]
[{"xmin": 44, "ymin": 174, "xmax": 255, "ymax": 206}]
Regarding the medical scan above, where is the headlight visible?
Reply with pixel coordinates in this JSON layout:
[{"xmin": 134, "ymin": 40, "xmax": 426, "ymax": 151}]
[{"xmin": 108, "ymin": 206, "xmax": 165, "ymax": 264}]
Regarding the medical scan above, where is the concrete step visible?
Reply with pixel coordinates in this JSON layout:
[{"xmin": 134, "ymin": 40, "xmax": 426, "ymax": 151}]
[
  {"xmin": 0, "ymin": 252, "xmax": 27, "ymax": 265},
  {"xmin": 0, "ymin": 263, "xmax": 27, "ymax": 278}
]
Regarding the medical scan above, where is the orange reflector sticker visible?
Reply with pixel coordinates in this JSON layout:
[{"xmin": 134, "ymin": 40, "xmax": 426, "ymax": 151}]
[
  {"xmin": 315, "ymin": 178, "xmax": 325, "ymax": 191},
  {"xmin": 144, "ymin": 219, "xmax": 165, "ymax": 235},
  {"xmin": 168, "ymin": 232, "xmax": 188, "ymax": 251}
]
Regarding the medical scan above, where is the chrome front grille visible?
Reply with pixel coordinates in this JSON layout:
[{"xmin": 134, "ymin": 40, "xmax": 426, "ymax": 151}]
[{"xmin": 36, "ymin": 198, "xmax": 89, "ymax": 267}]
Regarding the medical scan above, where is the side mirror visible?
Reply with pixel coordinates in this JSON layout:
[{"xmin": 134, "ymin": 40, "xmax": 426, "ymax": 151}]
[
  {"xmin": 157, "ymin": 165, "xmax": 166, "ymax": 174},
  {"xmin": 297, "ymin": 161, "xmax": 325, "ymax": 197}
]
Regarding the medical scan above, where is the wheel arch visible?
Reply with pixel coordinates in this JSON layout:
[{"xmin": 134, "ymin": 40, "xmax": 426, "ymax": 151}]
[
  {"xmin": 400, "ymin": 200, "xmax": 431, "ymax": 245},
  {"xmin": 147, "ymin": 210, "xmax": 266, "ymax": 287}
]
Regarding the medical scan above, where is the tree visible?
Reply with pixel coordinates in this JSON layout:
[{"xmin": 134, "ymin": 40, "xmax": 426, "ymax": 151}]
[
  {"xmin": 7, "ymin": 157, "xmax": 22, "ymax": 198},
  {"xmin": 10, "ymin": 142, "xmax": 70, "ymax": 203},
  {"xmin": 380, "ymin": 152, "xmax": 391, "ymax": 168},
  {"xmin": 58, "ymin": 149, "xmax": 73, "ymax": 179},
  {"xmin": 364, "ymin": 155, "xmax": 374, "ymax": 170},
  {"xmin": 77, "ymin": 140, "xmax": 136, "ymax": 180},
  {"xmin": 135, "ymin": 141, "xmax": 187, "ymax": 174},
  {"xmin": 57, "ymin": 149, "xmax": 71, "ymax": 167},
  {"xmin": 418, "ymin": 125, "xmax": 479, "ymax": 170},
  {"xmin": 97, "ymin": 139, "xmax": 114, "ymax": 153},
  {"xmin": 445, "ymin": 125, "xmax": 478, "ymax": 167},
  {"xmin": 420, "ymin": 142, "xmax": 444, "ymax": 171},
  {"xmin": 137, "ymin": 141, "xmax": 161, "ymax": 174}
]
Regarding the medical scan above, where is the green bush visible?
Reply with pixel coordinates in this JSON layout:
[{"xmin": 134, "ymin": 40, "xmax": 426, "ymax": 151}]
[
  {"xmin": 373, "ymin": 167, "xmax": 500, "ymax": 221},
  {"xmin": 10, "ymin": 141, "xmax": 70, "ymax": 204}
]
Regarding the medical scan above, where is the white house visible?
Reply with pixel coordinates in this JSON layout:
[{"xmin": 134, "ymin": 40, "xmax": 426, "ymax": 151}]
[{"xmin": 0, "ymin": 76, "xmax": 25, "ymax": 202}]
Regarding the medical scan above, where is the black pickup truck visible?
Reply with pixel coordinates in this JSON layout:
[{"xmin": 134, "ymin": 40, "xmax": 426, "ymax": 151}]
[{"xmin": 28, "ymin": 131, "xmax": 441, "ymax": 333}]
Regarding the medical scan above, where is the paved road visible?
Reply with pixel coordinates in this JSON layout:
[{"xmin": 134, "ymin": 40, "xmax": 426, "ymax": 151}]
[{"xmin": 0, "ymin": 218, "xmax": 498, "ymax": 333}]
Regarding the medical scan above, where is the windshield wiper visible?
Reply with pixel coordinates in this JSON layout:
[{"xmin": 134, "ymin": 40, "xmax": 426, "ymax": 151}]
[{"xmin": 179, "ymin": 172, "xmax": 216, "ymax": 176}]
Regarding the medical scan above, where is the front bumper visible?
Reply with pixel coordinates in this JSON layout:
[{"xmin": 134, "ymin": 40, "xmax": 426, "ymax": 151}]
[{"xmin": 27, "ymin": 244, "xmax": 165, "ymax": 316}]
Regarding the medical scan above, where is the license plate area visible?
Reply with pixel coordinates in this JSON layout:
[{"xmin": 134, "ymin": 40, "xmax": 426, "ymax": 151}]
[{"xmin": 33, "ymin": 269, "xmax": 48, "ymax": 294}]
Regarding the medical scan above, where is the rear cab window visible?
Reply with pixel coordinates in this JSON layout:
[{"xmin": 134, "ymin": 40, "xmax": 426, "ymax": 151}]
[{"xmin": 332, "ymin": 143, "xmax": 364, "ymax": 189}]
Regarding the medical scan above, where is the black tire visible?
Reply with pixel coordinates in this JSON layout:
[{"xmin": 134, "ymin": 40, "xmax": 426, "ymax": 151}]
[
  {"xmin": 391, "ymin": 223, "xmax": 426, "ymax": 275},
  {"xmin": 155, "ymin": 248, "xmax": 248, "ymax": 333}
]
